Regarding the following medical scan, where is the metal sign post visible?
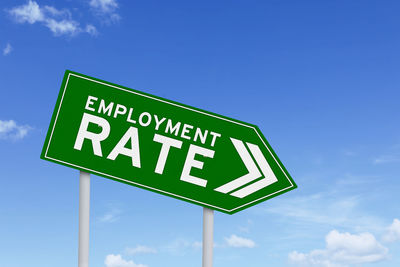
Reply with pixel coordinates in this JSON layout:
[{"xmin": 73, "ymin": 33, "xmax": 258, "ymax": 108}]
[
  {"xmin": 78, "ymin": 171, "xmax": 90, "ymax": 267},
  {"xmin": 202, "ymin": 207, "xmax": 214, "ymax": 267}
]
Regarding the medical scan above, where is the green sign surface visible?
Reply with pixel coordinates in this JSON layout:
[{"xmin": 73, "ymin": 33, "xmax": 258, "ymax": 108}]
[{"xmin": 41, "ymin": 70, "xmax": 297, "ymax": 214}]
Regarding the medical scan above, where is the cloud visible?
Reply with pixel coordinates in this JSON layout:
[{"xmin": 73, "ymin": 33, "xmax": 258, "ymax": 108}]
[
  {"xmin": 382, "ymin": 218, "xmax": 400, "ymax": 243},
  {"xmin": 43, "ymin": 5, "xmax": 71, "ymax": 17},
  {"xmin": 373, "ymin": 145, "xmax": 400, "ymax": 164},
  {"xmin": 90, "ymin": 0, "xmax": 118, "ymax": 13},
  {"xmin": 0, "ymin": 120, "xmax": 31, "ymax": 140},
  {"xmin": 45, "ymin": 19, "xmax": 80, "ymax": 36},
  {"xmin": 99, "ymin": 208, "xmax": 121, "ymax": 223},
  {"xmin": 163, "ymin": 238, "xmax": 202, "ymax": 255},
  {"xmin": 105, "ymin": 254, "xmax": 147, "ymax": 267},
  {"xmin": 8, "ymin": 1, "xmax": 97, "ymax": 37},
  {"xmin": 85, "ymin": 24, "xmax": 98, "ymax": 36},
  {"xmin": 125, "ymin": 245, "xmax": 157, "ymax": 255},
  {"xmin": 225, "ymin": 234, "xmax": 255, "ymax": 248},
  {"xmin": 289, "ymin": 251, "xmax": 344, "ymax": 267},
  {"xmin": 263, "ymin": 191, "xmax": 384, "ymax": 233},
  {"xmin": 265, "ymin": 193, "xmax": 355, "ymax": 226},
  {"xmin": 373, "ymin": 154, "xmax": 400, "ymax": 164},
  {"xmin": 8, "ymin": 0, "xmax": 44, "ymax": 24},
  {"xmin": 89, "ymin": 0, "xmax": 120, "ymax": 23},
  {"xmin": 3, "ymin": 43, "xmax": 13, "ymax": 55},
  {"xmin": 289, "ymin": 230, "xmax": 389, "ymax": 267}
]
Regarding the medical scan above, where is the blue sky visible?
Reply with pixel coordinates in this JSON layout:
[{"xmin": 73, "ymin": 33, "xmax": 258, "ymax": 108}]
[{"xmin": 1, "ymin": 1, "xmax": 400, "ymax": 267}]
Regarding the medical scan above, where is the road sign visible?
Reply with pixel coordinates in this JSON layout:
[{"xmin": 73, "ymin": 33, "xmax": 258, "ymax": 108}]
[{"xmin": 41, "ymin": 70, "xmax": 297, "ymax": 214}]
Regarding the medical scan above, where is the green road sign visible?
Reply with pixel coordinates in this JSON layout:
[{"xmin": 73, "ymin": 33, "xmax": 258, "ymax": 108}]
[{"xmin": 41, "ymin": 70, "xmax": 297, "ymax": 214}]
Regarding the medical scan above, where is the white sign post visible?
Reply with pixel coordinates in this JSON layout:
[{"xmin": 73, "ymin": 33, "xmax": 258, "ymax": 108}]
[
  {"xmin": 78, "ymin": 171, "xmax": 90, "ymax": 267},
  {"xmin": 202, "ymin": 207, "xmax": 214, "ymax": 267}
]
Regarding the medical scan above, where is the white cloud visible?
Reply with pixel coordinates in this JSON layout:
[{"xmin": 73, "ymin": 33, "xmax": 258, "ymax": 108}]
[
  {"xmin": 99, "ymin": 213, "xmax": 118, "ymax": 222},
  {"xmin": 99, "ymin": 209, "xmax": 121, "ymax": 223},
  {"xmin": 225, "ymin": 234, "xmax": 255, "ymax": 248},
  {"xmin": 3, "ymin": 43, "xmax": 13, "ymax": 55},
  {"xmin": 8, "ymin": 1, "xmax": 94, "ymax": 37},
  {"xmin": 382, "ymin": 218, "xmax": 400, "ymax": 243},
  {"xmin": 43, "ymin": 5, "xmax": 71, "ymax": 17},
  {"xmin": 373, "ymin": 143, "xmax": 400, "ymax": 164},
  {"xmin": 0, "ymin": 120, "xmax": 31, "ymax": 140},
  {"xmin": 289, "ymin": 230, "xmax": 389, "ymax": 267},
  {"xmin": 263, "ymin": 192, "xmax": 384, "ymax": 232},
  {"xmin": 125, "ymin": 245, "xmax": 157, "ymax": 255},
  {"xmin": 45, "ymin": 19, "xmax": 80, "ymax": 36},
  {"xmin": 89, "ymin": 0, "xmax": 120, "ymax": 23},
  {"xmin": 163, "ymin": 238, "xmax": 202, "ymax": 255},
  {"xmin": 85, "ymin": 24, "xmax": 98, "ymax": 36},
  {"xmin": 8, "ymin": 0, "xmax": 44, "ymax": 24},
  {"xmin": 373, "ymin": 154, "xmax": 400, "ymax": 164},
  {"xmin": 289, "ymin": 251, "xmax": 344, "ymax": 267},
  {"xmin": 105, "ymin": 254, "xmax": 147, "ymax": 267},
  {"xmin": 265, "ymin": 193, "xmax": 354, "ymax": 225},
  {"xmin": 90, "ymin": 0, "xmax": 118, "ymax": 13}
]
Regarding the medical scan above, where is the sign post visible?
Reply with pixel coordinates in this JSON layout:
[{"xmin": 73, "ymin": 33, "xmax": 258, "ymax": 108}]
[
  {"xmin": 202, "ymin": 207, "xmax": 214, "ymax": 267},
  {"xmin": 78, "ymin": 171, "xmax": 90, "ymax": 267}
]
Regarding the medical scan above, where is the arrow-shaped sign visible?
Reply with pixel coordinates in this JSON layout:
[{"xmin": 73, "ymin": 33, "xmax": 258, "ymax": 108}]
[{"xmin": 41, "ymin": 70, "xmax": 297, "ymax": 214}]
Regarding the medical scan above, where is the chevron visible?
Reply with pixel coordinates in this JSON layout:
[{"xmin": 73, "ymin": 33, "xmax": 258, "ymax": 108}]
[{"xmin": 214, "ymin": 138, "xmax": 278, "ymax": 198}]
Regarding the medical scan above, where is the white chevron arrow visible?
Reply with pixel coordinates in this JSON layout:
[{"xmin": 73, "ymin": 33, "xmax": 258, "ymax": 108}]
[{"xmin": 214, "ymin": 138, "xmax": 278, "ymax": 198}]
